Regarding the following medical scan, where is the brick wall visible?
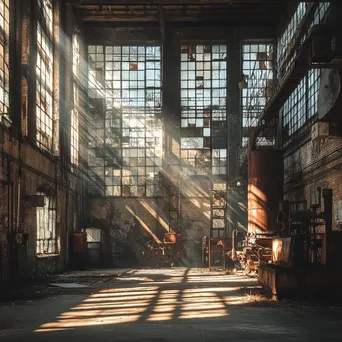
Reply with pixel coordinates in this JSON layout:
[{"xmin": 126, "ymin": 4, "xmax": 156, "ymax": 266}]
[
  {"xmin": 0, "ymin": 130, "xmax": 85, "ymax": 281},
  {"xmin": 86, "ymin": 177, "xmax": 211, "ymax": 267},
  {"xmin": 284, "ymin": 136, "xmax": 342, "ymax": 231},
  {"xmin": 0, "ymin": 1, "xmax": 89, "ymax": 282}
]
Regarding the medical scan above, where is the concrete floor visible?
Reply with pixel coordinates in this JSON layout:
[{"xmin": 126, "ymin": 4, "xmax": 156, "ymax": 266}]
[{"xmin": 1, "ymin": 268, "xmax": 342, "ymax": 341}]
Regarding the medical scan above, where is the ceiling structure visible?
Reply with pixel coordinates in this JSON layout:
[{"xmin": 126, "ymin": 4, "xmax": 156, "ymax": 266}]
[{"xmin": 68, "ymin": 0, "xmax": 295, "ymax": 25}]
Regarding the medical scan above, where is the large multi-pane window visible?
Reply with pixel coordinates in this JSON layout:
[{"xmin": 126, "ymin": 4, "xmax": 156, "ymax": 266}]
[
  {"xmin": 277, "ymin": 3, "xmax": 309, "ymax": 69},
  {"xmin": 311, "ymin": 2, "xmax": 330, "ymax": 26},
  {"xmin": 307, "ymin": 69, "xmax": 320, "ymax": 118},
  {"xmin": 277, "ymin": 2, "xmax": 330, "ymax": 78},
  {"xmin": 87, "ymin": 46, "xmax": 105, "ymax": 195},
  {"xmin": 282, "ymin": 76, "xmax": 306, "ymax": 138},
  {"xmin": 88, "ymin": 45, "xmax": 162, "ymax": 197},
  {"xmin": 242, "ymin": 43, "xmax": 274, "ymax": 146},
  {"xmin": 71, "ymin": 34, "xmax": 80, "ymax": 166},
  {"xmin": 0, "ymin": 0, "xmax": 9, "ymax": 121},
  {"xmin": 281, "ymin": 2, "xmax": 330, "ymax": 143},
  {"xmin": 180, "ymin": 44, "xmax": 227, "ymax": 176},
  {"xmin": 282, "ymin": 69, "xmax": 321, "ymax": 141},
  {"xmin": 36, "ymin": 0, "xmax": 54, "ymax": 151}
]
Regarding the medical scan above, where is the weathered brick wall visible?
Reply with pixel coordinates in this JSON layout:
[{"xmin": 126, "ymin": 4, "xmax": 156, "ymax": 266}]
[
  {"xmin": 86, "ymin": 176, "xmax": 211, "ymax": 267},
  {"xmin": 0, "ymin": 131, "xmax": 85, "ymax": 281},
  {"xmin": 284, "ymin": 136, "xmax": 342, "ymax": 231}
]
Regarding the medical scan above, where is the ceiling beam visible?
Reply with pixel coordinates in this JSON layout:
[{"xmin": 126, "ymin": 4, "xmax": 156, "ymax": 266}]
[{"xmin": 67, "ymin": 0, "xmax": 291, "ymax": 4}]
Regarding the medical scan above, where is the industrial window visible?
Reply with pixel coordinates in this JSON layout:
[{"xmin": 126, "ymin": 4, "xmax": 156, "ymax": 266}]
[
  {"xmin": 242, "ymin": 137, "xmax": 274, "ymax": 147},
  {"xmin": 282, "ymin": 76, "xmax": 307, "ymax": 139},
  {"xmin": 241, "ymin": 43, "xmax": 274, "ymax": 147},
  {"xmin": 280, "ymin": 2, "xmax": 329, "ymax": 143},
  {"xmin": 278, "ymin": 3, "xmax": 330, "ymax": 78},
  {"xmin": 71, "ymin": 34, "xmax": 80, "ymax": 166},
  {"xmin": 36, "ymin": 0, "xmax": 54, "ymax": 151},
  {"xmin": 311, "ymin": 2, "xmax": 330, "ymax": 26},
  {"xmin": 36, "ymin": 194, "xmax": 57, "ymax": 255},
  {"xmin": 308, "ymin": 69, "xmax": 320, "ymax": 118},
  {"xmin": 88, "ymin": 45, "xmax": 162, "ymax": 197},
  {"xmin": 87, "ymin": 46, "xmax": 105, "ymax": 195},
  {"xmin": 180, "ymin": 44, "xmax": 227, "ymax": 176},
  {"xmin": 88, "ymin": 45, "xmax": 105, "ymax": 99},
  {"xmin": 0, "ymin": 0, "xmax": 9, "ymax": 122},
  {"xmin": 277, "ymin": 3, "xmax": 308, "ymax": 68}
]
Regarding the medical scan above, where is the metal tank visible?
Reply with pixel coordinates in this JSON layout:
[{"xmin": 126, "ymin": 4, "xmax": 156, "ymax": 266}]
[{"xmin": 248, "ymin": 148, "xmax": 283, "ymax": 234}]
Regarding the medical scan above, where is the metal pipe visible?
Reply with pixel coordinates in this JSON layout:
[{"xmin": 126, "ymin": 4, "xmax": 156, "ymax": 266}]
[
  {"xmin": 232, "ymin": 229, "xmax": 238, "ymax": 260},
  {"xmin": 323, "ymin": 189, "xmax": 333, "ymax": 268}
]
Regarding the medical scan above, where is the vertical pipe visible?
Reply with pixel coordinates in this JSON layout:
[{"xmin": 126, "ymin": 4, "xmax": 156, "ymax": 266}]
[
  {"xmin": 10, "ymin": 181, "xmax": 14, "ymax": 279},
  {"xmin": 6, "ymin": 159, "xmax": 10, "ymax": 281},
  {"xmin": 323, "ymin": 189, "xmax": 333, "ymax": 267}
]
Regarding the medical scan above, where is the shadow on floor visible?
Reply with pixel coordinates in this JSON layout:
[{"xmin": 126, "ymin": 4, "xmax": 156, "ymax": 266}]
[{"xmin": 1, "ymin": 268, "xmax": 342, "ymax": 342}]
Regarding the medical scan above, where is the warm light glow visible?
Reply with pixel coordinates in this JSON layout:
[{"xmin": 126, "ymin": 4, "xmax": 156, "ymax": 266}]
[
  {"xmin": 147, "ymin": 313, "xmax": 174, "ymax": 322},
  {"xmin": 126, "ymin": 206, "xmax": 162, "ymax": 243},
  {"xmin": 84, "ymin": 294, "xmax": 156, "ymax": 303},
  {"xmin": 34, "ymin": 269, "xmax": 263, "ymax": 333},
  {"xmin": 140, "ymin": 200, "xmax": 170, "ymax": 232},
  {"xmin": 35, "ymin": 314, "xmax": 141, "ymax": 331},
  {"xmin": 248, "ymin": 184, "xmax": 267, "ymax": 202},
  {"xmin": 180, "ymin": 309, "xmax": 229, "ymax": 320},
  {"xmin": 248, "ymin": 184, "xmax": 268, "ymax": 232},
  {"xmin": 99, "ymin": 286, "xmax": 159, "ymax": 293},
  {"xmin": 74, "ymin": 301, "xmax": 150, "ymax": 310}
]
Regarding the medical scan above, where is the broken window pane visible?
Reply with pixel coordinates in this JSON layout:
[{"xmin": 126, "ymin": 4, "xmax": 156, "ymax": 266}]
[
  {"xmin": 181, "ymin": 44, "xmax": 228, "ymax": 175},
  {"xmin": 88, "ymin": 45, "xmax": 162, "ymax": 197},
  {"xmin": 241, "ymin": 43, "xmax": 274, "ymax": 147},
  {"xmin": 0, "ymin": 0, "xmax": 9, "ymax": 125}
]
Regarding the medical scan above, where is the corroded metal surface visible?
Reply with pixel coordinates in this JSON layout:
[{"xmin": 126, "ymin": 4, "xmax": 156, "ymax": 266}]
[{"xmin": 248, "ymin": 149, "xmax": 283, "ymax": 234}]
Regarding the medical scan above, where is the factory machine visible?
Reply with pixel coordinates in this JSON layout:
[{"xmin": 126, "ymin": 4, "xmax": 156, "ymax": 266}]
[
  {"xmin": 258, "ymin": 186, "xmax": 342, "ymax": 298},
  {"xmin": 234, "ymin": 146, "xmax": 342, "ymax": 297},
  {"xmin": 272, "ymin": 189, "xmax": 332, "ymax": 266},
  {"xmin": 146, "ymin": 232, "xmax": 186, "ymax": 260},
  {"xmin": 273, "ymin": 188, "xmax": 333, "ymax": 267},
  {"xmin": 230, "ymin": 148, "xmax": 284, "ymax": 275}
]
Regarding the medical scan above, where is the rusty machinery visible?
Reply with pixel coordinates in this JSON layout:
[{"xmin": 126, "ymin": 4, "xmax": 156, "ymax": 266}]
[
  {"xmin": 231, "ymin": 148, "xmax": 284, "ymax": 276},
  {"xmin": 202, "ymin": 236, "xmax": 232, "ymax": 270},
  {"xmin": 273, "ymin": 187, "xmax": 334, "ymax": 267},
  {"xmin": 147, "ymin": 232, "xmax": 186, "ymax": 261},
  {"xmin": 231, "ymin": 231, "xmax": 273, "ymax": 276},
  {"xmin": 233, "ymin": 188, "xmax": 334, "ymax": 275}
]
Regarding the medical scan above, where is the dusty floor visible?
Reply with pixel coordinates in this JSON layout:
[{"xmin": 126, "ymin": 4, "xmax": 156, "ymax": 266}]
[{"xmin": 1, "ymin": 268, "xmax": 342, "ymax": 341}]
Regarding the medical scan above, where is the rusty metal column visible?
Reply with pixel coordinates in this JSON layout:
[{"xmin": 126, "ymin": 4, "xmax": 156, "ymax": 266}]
[
  {"xmin": 248, "ymin": 149, "xmax": 283, "ymax": 234},
  {"xmin": 227, "ymin": 30, "xmax": 242, "ymax": 236}
]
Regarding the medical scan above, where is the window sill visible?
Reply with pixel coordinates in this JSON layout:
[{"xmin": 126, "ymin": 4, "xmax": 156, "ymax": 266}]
[{"xmin": 37, "ymin": 253, "xmax": 60, "ymax": 259}]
